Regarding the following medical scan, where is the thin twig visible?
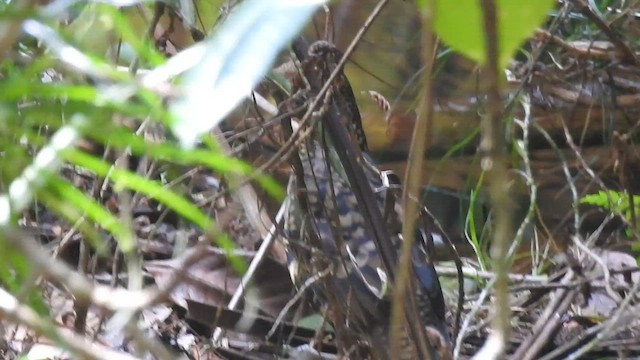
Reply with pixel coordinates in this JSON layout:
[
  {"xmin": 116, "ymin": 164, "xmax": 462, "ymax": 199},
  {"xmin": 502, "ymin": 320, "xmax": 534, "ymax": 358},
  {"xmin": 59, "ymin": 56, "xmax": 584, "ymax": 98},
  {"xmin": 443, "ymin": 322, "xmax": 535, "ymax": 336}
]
[
  {"xmin": 571, "ymin": 235, "xmax": 623, "ymax": 303},
  {"xmin": 472, "ymin": 1, "xmax": 512, "ymax": 359},
  {"xmin": 454, "ymin": 277, "xmax": 495, "ymax": 358},
  {"xmin": 434, "ymin": 266, "xmax": 547, "ymax": 282},
  {"xmin": 509, "ymin": 96, "xmax": 537, "ymax": 261},
  {"xmin": 267, "ymin": 266, "xmax": 332, "ymax": 339},
  {"xmin": 211, "ymin": 199, "xmax": 288, "ymax": 342},
  {"xmin": 391, "ymin": 0, "xmax": 439, "ymax": 357},
  {"xmin": 511, "ymin": 268, "xmax": 576, "ymax": 360}
]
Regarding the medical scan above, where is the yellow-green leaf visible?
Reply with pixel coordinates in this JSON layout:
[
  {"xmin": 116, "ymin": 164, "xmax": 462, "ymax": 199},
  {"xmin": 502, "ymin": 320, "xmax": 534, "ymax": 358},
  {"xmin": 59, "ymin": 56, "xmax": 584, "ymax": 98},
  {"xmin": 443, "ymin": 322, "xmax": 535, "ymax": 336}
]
[{"xmin": 431, "ymin": 0, "xmax": 555, "ymax": 68}]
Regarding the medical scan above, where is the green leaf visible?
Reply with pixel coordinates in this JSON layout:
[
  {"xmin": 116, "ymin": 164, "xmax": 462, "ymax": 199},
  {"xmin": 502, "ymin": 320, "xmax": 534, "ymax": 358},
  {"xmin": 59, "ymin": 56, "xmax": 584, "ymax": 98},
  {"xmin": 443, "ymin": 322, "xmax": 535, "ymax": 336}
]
[
  {"xmin": 431, "ymin": 0, "xmax": 555, "ymax": 68},
  {"xmin": 580, "ymin": 190, "xmax": 624, "ymax": 209}
]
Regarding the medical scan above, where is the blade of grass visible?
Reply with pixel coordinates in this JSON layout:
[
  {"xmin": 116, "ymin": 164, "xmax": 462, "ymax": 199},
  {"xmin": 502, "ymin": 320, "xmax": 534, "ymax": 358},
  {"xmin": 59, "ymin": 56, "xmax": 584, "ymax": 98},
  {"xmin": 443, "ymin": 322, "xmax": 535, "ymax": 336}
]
[
  {"xmin": 44, "ymin": 173, "xmax": 133, "ymax": 253},
  {"xmin": 62, "ymin": 148, "xmax": 246, "ymax": 273}
]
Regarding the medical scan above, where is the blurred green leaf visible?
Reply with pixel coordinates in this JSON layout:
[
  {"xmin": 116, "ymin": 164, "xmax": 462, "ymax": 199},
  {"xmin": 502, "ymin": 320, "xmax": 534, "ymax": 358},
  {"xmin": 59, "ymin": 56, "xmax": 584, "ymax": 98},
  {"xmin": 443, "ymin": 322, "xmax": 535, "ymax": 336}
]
[
  {"xmin": 101, "ymin": 5, "xmax": 166, "ymax": 67},
  {"xmin": 0, "ymin": 236, "xmax": 47, "ymax": 315},
  {"xmin": 45, "ymin": 174, "xmax": 134, "ymax": 253},
  {"xmin": 429, "ymin": 0, "xmax": 555, "ymax": 68},
  {"xmin": 37, "ymin": 181, "xmax": 112, "ymax": 253},
  {"xmin": 23, "ymin": 20, "xmax": 130, "ymax": 81},
  {"xmin": 81, "ymin": 125, "xmax": 284, "ymax": 200},
  {"xmin": 63, "ymin": 149, "xmax": 212, "ymax": 229},
  {"xmin": 66, "ymin": 3, "xmax": 118, "ymax": 57},
  {"xmin": 580, "ymin": 190, "xmax": 622, "ymax": 208},
  {"xmin": 1, "ymin": 83, "xmax": 99, "ymax": 102},
  {"xmin": 581, "ymin": 190, "xmax": 640, "ymax": 235},
  {"xmin": 62, "ymin": 149, "xmax": 246, "ymax": 273},
  {"xmin": 189, "ymin": 0, "xmax": 226, "ymax": 31},
  {"xmin": 297, "ymin": 314, "xmax": 334, "ymax": 332}
]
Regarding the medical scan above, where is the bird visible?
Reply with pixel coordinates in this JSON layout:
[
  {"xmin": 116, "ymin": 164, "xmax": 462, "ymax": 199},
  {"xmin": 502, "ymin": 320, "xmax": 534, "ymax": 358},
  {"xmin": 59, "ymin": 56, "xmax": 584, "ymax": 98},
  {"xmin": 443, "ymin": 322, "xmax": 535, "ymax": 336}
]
[{"xmin": 281, "ymin": 40, "xmax": 451, "ymax": 359}]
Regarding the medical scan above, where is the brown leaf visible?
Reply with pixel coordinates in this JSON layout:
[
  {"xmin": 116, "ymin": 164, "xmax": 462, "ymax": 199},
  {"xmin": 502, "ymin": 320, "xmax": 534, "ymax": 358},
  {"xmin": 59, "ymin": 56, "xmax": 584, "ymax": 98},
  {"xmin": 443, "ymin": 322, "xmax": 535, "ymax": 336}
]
[{"xmin": 144, "ymin": 246, "xmax": 292, "ymax": 318}]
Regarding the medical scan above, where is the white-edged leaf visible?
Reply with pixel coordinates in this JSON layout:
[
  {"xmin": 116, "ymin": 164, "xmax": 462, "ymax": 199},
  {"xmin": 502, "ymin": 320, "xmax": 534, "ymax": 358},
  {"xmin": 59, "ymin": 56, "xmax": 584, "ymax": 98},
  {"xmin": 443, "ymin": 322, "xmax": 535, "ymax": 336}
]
[{"xmin": 171, "ymin": 0, "xmax": 326, "ymax": 148}]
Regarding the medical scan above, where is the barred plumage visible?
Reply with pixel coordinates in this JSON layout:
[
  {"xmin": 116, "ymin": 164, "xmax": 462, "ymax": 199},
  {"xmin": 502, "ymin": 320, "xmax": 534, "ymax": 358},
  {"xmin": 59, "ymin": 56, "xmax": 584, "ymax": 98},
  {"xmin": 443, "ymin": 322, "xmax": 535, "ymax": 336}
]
[
  {"xmin": 307, "ymin": 40, "xmax": 369, "ymax": 152},
  {"xmin": 282, "ymin": 40, "xmax": 450, "ymax": 359},
  {"xmin": 284, "ymin": 142, "xmax": 450, "ymax": 355}
]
